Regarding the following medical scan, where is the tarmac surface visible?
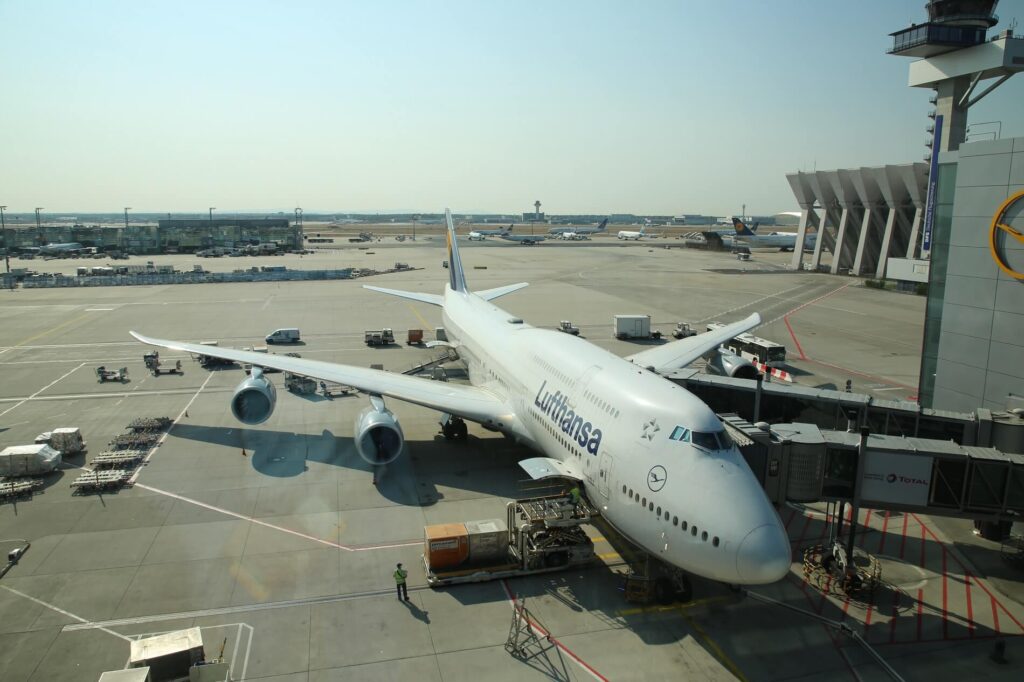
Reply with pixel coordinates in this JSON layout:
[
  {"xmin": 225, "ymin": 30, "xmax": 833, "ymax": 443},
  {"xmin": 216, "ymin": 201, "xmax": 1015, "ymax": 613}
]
[{"xmin": 1, "ymin": 237, "xmax": 1021, "ymax": 681}]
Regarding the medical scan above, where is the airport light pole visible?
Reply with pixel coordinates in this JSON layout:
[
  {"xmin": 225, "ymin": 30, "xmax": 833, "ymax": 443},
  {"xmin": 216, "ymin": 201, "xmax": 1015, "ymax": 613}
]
[
  {"xmin": 124, "ymin": 207, "xmax": 131, "ymax": 230},
  {"xmin": 1, "ymin": 205, "xmax": 9, "ymax": 283},
  {"xmin": 209, "ymin": 207, "xmax": 215, "ymax": 223}
]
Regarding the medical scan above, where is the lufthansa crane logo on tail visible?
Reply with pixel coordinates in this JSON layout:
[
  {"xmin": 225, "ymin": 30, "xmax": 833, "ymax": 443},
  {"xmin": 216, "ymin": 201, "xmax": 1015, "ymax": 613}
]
[
  {"xmin": 647, "ymin": 465, "xmax": 667, "ymax": 492},
  {"xmin": 990, "ymin": 190, "xmax": 1024, "ymax": 281}
]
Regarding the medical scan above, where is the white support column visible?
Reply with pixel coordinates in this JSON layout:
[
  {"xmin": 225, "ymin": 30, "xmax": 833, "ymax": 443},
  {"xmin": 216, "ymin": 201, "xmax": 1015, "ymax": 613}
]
[
  {"xmin": 830, "ymin": 208, "xmax": 850, "ymax": 274},
  {"xmin": 852, "ymin": 208, "xmax": 873, "ymax": 276},
  {"xmin": 791, "ymin": 210, "xmax": 811, "ymax": 270},
  {"xmin": 876, "ymin": 207, "xmax": 898, "ymax": 279},
  {"xmin": 905, "ymin": 207, "xmax": 923, "ymax": 259}
]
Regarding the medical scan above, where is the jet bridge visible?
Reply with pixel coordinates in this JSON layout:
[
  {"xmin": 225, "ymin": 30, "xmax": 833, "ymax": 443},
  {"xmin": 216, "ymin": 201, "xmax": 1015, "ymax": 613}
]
[{"xmin": 722, "ymin": 415, "xmax": 1024, "ymax": 525}]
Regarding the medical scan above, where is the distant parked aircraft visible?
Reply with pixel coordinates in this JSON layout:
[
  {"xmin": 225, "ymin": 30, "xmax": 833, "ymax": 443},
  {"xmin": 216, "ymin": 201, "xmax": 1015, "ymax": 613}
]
[
  {"xmin": 727, "ymin": 219, "xmax": 816, "ymax": 252},
  {"xmin": 467, "ymin": 225, "xmax": 513, "ymax": 241},
  {"xmin": 548, "ymin": 219, "xmax": 608, "ymax": 237},
  {"xmin": 39, "ymin": 242, "xmax": 85, "ymax": 255}
]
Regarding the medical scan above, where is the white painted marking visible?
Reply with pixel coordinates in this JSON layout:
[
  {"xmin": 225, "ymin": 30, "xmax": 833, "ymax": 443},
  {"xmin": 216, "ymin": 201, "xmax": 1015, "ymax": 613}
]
[
  {"xmin": 129, "ymin": 372, "xmax": 215, "ymax": 484},
  {"xmin": 0, "ymin": 362, "xmax": 85, "ymax": 418},
  {"xmin": 0, "ymin": 585, "xmax": 131, "ymax": 641},
  {"xmin": 134, "ymin": 482, "xmax": 420, "ymax": 553},
  {"xmin": 85, "ymin": 308, "xmax": 114, "ymax": 311}
]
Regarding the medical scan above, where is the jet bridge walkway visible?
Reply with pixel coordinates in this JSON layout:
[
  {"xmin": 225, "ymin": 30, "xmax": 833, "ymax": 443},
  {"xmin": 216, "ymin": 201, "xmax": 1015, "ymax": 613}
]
[{"xmin": 721, "ymin": 415, "xmax": 1024, "ymax": 525}]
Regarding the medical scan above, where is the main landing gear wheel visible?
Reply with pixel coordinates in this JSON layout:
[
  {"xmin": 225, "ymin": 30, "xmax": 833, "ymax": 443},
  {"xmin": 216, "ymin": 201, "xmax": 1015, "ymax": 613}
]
[{"xmin": 442, "ymin": 417, "xmax": 469, "ymax": 441}]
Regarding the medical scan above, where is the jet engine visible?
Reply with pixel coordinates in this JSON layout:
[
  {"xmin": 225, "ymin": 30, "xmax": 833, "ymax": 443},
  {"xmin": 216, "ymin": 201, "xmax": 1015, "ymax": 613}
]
[
  {"xmin": 354, "ymin": 396, "xmax": 405, "ymax": 465},
  {"xmin": 705, "ymin": 348, "xmax": 760, "ymax": 380},
  {"xmin": 230, "ymin": 368, "xmax": 277, "ymax": 425}
]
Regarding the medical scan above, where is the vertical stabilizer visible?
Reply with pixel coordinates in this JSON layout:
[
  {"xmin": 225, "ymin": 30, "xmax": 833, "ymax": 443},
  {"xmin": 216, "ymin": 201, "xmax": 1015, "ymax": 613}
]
[{"xmin": 445, "ymin": 209, "xmax": 468, "ymax": 293}]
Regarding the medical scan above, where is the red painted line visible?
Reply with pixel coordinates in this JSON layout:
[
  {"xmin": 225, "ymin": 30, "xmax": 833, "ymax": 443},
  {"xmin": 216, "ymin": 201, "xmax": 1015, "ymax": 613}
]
[
  {"xmin": 817, "ymin": 513, "xmax": 830, "ymax": 541},
  {"xmin": 898, "ymin": 514, "xmax": 909, "ymax": 560},
  {"xmin": 864, "ymin": 602, "xmax": 874, "ymax": 639},
  {"xmin": 917, "ymin": 589, "xmax": 924, "ymax": 642},
  {"xmin": 846, "ymin": 505, "xmax": 853, "ymax": 522},
  {"xmin": 878, "ymin": 511, "xmax": 890, "ymax": 555},
  {"xmin": 889, "ymin": 587, "xmax": 900, "ymax": 644},
  {"xmin": 795, "ymin": 513, "xmax": 813, "ymax": 547},
  {"xmin": 784, "ymin": 507, "xmax": 798, "ymax": 531},
  {"xmin": 803, "ymin": 357, "xmax": 919, "ymax": 393},
  {"xmin": 501, "ymin": 581, "xmax": 608, "ymax": 681},
  {"xmin": 790, "ymin": 575, "xmax": 860, "ymax": 682},
  {"xmin": 859, "ymin": 509, "xmax": 874, "ymax": 548},
  {"xmin": 992, "ymin": 596, "xmax": 1001, "ymax": 634},
  {"xmin": 817, "ymin": 575, "xmax": 833, "ymax": 614},
  {"xmin": 912, "ymin": 513, "xmax": 1024, "ymax": 633},
  {"xmin": 941, "ymin": 548, "xmax": 949, "ymax": 640},
  {"xmin": 919, "ymin": 523, "xmax": 927, "ymax": 569},
  {"xmin": 965, "ymin": 573, "xmax": 975, "ymax": 638},
  {"xmin": 783, "ymin": 315, "xmax": 808, "ymax": 360},
  {"xmin": 842, "ymin": 593, "xmax": 852, "ymax": 616}
]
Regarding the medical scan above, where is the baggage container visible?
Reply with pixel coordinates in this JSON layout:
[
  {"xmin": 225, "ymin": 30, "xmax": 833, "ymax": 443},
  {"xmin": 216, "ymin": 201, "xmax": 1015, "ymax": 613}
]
[
  {"xmin": 0, "ymin": 444, "xmax": 61, "ymax": 476},
  {"xmin": 465, "ymin": 518, "xmax": 508, "ymax": 564},
  {"xmin": 424, "ymin": 523, "xmax": 469, "ymax": 570}
]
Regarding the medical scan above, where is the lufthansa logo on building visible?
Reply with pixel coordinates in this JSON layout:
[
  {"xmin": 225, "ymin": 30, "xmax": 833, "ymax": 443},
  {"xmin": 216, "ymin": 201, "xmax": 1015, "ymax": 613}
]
[
  {"xmin": 990, "ymin": 190, "xmax": 1024, "ymax": 281},
  {"xmin": 647, "ymin": 465, "xmax": 667, "ymax": 492}
]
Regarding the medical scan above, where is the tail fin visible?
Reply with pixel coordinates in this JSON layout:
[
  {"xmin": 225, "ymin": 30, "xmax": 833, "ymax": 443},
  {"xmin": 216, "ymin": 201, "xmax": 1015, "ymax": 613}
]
[
  {"xmin": 445, "ymin": 209, "xmax": 468, "ymax": 293},
  {"xmin": 595, "ymin": 218, "xmax": 608, "ymax": 232},
  {"xmin": 503, "ymin": 224, "xmax": 513, "ymax": 234},
  {"xmin": 732, "ymin": 218, "xmax": 755, "ymax": 236}
]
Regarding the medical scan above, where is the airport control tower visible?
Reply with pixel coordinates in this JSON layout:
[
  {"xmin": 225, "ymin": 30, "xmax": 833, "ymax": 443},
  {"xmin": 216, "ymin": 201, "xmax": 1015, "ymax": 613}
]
[{"xmin": 889, "ymin": 0, "xmax": 1023, "ymax": 154}]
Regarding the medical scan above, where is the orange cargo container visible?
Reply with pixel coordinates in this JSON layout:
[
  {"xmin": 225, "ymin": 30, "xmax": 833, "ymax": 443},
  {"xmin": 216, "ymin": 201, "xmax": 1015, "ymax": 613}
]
[{"xmin": 424, "ymin": 523, "xmax": 470, "ymax": 570}]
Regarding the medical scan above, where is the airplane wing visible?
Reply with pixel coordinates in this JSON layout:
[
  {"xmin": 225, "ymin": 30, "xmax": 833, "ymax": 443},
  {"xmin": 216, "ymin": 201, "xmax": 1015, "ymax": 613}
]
[
  {"xmin": 624, "ymin": 313, "xmax": 761, "ymax": 371},
  {"xmin": 130, "ymin": 331, "xmax": 512, "ymax": 425}
]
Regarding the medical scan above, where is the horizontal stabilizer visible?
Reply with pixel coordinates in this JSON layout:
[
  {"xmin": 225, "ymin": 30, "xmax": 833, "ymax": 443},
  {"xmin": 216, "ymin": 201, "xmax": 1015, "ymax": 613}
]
[
  {"xmin": 476, "ymin": 282, "xmax": 528, "ymax": 302},
  {"xmin": 363, "ymin": 285, "xmax": 443, "ymax": 307},
  {"xmin": 518, "ymin": 457, "xmax": 582, "ymax": 482}
]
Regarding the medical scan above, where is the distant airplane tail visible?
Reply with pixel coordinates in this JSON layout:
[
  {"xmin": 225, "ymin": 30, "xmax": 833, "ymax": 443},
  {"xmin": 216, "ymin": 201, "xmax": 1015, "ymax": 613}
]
[
  {"xmin": 503, "ymin": 224, "xmax": 513, "ymax": 234},
  {"xmin": 595, "ymin": 218, "xmax": 608, "ymax": 233},
  {"xmin": 732, "ymin": 218, "xmax": 756, "ymax": 236},
  {"xmin": 445, "ymin": 209, "xmax": 468, "ymax": 293}
]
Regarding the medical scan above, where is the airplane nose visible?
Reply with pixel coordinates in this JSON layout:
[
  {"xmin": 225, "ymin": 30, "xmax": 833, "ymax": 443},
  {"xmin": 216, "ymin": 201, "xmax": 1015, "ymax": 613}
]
[{"xmin": 735, "ymin": 523, "xmax": 791, "ymax": 584}]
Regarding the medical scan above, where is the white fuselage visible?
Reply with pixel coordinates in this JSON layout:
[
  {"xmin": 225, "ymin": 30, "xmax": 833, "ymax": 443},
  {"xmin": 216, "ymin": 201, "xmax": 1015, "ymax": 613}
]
[
  {"xmin": 728, "ymin": 233, "xmax": 816, "ymax": 252},
  {"xmin": 617, "ymin": 230, "xmax": 644, "ymax": 240},
  {"xmin": 439, "ymin": 287, "xmax": 790, "ymax": 585}
]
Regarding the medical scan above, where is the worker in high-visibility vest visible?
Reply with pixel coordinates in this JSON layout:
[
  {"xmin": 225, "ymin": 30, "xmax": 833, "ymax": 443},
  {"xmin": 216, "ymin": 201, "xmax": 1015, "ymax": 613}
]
[
  {"xmin": 568, "ymin": 485, "xmax": 581, "ymax": 508},
  {"xmin": 394, "ymin": 562, "xmax": 409, "ymax": 601}
]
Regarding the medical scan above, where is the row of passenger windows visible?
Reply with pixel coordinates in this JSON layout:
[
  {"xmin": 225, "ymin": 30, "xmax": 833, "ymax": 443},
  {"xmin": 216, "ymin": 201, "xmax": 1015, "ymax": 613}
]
[
  {"xmin": 534, "ymin": 356, "xmax": 572, "ymax": 388},
  {"xmin": 583, "ymin": 389, "xmax": 619, "ymax": 418},
  {"xmin": 531, "ymin": 407, "xmax": 582, "ymax": 458},
  {"xmin": 623, "ymin": 485, "xmax": 720, "ymax": 547}
]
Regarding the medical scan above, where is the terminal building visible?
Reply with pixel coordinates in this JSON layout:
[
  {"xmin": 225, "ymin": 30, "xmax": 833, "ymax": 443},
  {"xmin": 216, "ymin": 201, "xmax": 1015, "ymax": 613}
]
[{"xmin": 785, "ymin": 1, "xmax": 1024, "ymax": 415}]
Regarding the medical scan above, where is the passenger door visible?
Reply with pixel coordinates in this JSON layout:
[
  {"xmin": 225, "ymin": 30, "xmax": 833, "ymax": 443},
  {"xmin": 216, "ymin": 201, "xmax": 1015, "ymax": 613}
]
[{"xmin": 598, "ymin": 450, "xmax": 612, "ymax": 499}]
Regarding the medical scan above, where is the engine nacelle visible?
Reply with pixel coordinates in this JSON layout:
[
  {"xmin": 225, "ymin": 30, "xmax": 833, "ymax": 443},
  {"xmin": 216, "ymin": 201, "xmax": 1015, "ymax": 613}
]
[
  {"xmin": 231, "ymin": 369, "xmax": 277, "ymax": 425},
  {"xmin": 705, "ymin": 348, "xmax": 760, "ymax": 380},
  {"xmin": 354, "ymin": 399, "xmax": 405, "ymax": 466}
]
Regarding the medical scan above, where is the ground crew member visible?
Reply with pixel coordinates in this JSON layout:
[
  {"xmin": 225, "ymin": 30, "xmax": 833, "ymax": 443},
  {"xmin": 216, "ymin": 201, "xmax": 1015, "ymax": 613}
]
[
  {"xmin": 394, "ymin": 562, "xmax": 409, "ymax": 601},
  {"xmin": 568, "ymin": 485, "xmax": 581, "ymax": 508}
]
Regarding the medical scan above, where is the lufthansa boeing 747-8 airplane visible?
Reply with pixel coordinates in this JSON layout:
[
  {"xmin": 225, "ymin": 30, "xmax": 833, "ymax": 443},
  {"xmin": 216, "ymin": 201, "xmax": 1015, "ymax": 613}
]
[{"xmin": 132, "ymin": 209, "xmax": 790, "ymax": 586}]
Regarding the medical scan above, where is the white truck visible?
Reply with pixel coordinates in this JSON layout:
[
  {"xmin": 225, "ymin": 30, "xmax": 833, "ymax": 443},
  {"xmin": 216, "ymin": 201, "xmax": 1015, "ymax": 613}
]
[
  {"xmin": 613, "ymin": 314, "xmax": 661, "ymax": 340},
  {"xmin": 266, "ymin": 328, "xmax": 301, "ymax": 344}
]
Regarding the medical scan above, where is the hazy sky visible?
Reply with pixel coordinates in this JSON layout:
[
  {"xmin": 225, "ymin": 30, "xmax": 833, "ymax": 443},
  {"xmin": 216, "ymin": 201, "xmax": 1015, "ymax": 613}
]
[{"xmin": 2, "ymin": 1, "xmax": 1023, "ymax": 216}]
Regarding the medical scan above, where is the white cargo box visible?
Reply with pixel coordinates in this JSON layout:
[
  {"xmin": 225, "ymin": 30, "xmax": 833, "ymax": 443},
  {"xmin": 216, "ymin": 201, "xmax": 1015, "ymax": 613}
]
[
  {"xmin": 0, "ymin": 444, "xmax": 62, "ymax": 476},
  {"xmin": 35, "ymin": 427, "xmax": 86, "ymax": 454},
  {"xmin": 613, "ymin": 314, "xmax": 651, "ymax": 338}
]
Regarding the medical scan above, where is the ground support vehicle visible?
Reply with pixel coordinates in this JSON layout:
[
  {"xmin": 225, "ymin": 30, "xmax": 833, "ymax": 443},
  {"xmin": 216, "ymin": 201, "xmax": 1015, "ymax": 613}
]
[
  {"xmin": 407, "ymin": 328, "xmax": 424, "ymax": 345},
  {"xmin": 364, "ymin": 328, "xmax": 395, "ymax": 346},
  {"xmin": 95, "ymin": 366, "xmax": 129, "ymax": 383},
  {"xmin": 318, "ymin": 380, "xmax": 353, "ymax": 398},
  {"xmin": 613, "ymin": 314, "xmax": 661, "ymax": 340},
  {"xmin": 143, "ymin": 352, "xmax": 183, "ymax": 376},
  {"xmin": 285, "ymin": 372, "xmax": 317, "ymax": 394},
  {"xmin": 423, "ymin": 494, "xmax": 596, "ymax": 587},
  {"xmin": 672, "ymin": 322, "xmax": 696, "ymax": 339},
  {"xmin": 90, "ymin": 451, "xmax": 145, "ymax": 469},
  {"xmin": 0, "ymin": 478, "xmax": 44, "ymax": 502},
  {"xmin": 34, "ymin": 427, "xmax": 86, "ymax": 455},
  {"xmin": 557, "ymin": 320, "xmax": 580, "ymax": 335}
]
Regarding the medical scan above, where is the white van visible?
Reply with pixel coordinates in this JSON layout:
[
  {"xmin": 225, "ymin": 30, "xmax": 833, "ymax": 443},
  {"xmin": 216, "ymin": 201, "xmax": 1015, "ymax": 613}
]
[{"xmin": 265, "ymin": 328, "xmax": 301, "ymax": 344}]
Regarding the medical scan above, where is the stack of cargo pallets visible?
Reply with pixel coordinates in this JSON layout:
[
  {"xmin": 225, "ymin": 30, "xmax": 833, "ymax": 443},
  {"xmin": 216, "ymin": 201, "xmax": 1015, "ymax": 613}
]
[
  {"xmin": 0, "ymin": 478, "xmax": 44, "ymax": 502},
  {"xmin": 128, "ymin": 416, "xmax": 172, "ymax": 432},
  {"xmin": 108, "ymin": 432, "xmax": 159, "ymax": 450},
  {"xmin": 90, "ymin": 451, "xmax": 145, "ymax": 469},
  {"xmin": 70, "ymin": 469, "xmax": 132, "ymax": 493}
]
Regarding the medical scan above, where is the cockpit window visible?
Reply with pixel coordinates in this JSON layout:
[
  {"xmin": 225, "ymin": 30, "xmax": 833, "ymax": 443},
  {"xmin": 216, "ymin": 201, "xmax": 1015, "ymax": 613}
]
[
  {"xmin": 669, "ymin": 426, "xmax": 690, "ymax": 442},
  {"xmin": 671, "ymin": 425, "xmax": 732, "ymax": 451},
  {"xmin": 691, "ymin": 431, "xmax": 719, "ymax": 450}
]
